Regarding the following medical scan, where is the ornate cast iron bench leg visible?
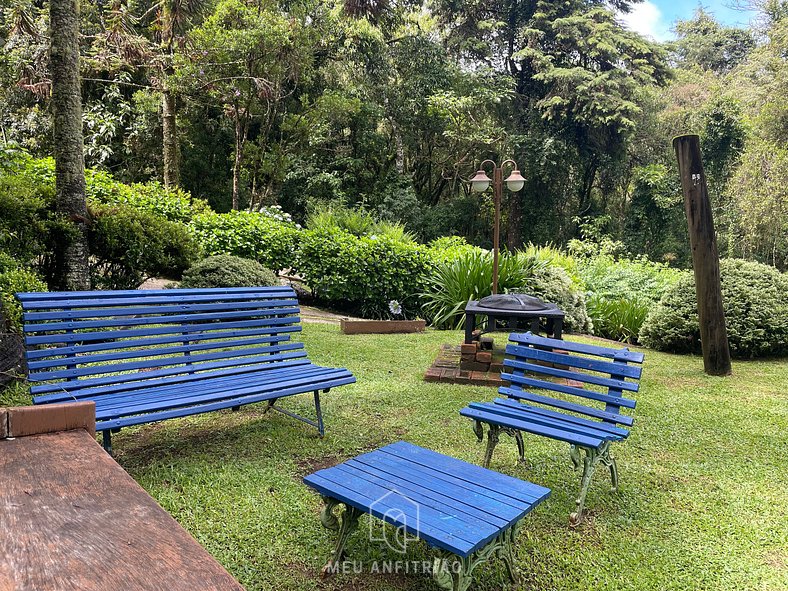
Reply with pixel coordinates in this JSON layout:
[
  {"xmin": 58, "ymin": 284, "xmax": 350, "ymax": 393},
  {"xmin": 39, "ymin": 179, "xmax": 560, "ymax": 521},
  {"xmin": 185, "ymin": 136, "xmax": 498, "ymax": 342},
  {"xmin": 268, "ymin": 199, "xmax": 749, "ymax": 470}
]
[
  {"xmin": 432, "ymin": 523, "xmax": 520, "ymax": 591},
  {"xmin": 318, "ymin": 496, "xmax": 362, "ymax": 576},
  {"xmin": 473, "ymin": 422, "xmax": 526, "ymax": 468},
  {"xmin": 569, "ymin": 441, "xmax": 616, "ymax": 526}
]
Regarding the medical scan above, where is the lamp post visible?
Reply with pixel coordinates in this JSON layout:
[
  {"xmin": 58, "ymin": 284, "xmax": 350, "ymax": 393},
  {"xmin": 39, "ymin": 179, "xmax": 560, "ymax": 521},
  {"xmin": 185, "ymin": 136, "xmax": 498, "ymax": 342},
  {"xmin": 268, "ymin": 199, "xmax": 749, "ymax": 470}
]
[{"xmin": 469, "ymin": 160, "xmax": 525, "ymax": 294}]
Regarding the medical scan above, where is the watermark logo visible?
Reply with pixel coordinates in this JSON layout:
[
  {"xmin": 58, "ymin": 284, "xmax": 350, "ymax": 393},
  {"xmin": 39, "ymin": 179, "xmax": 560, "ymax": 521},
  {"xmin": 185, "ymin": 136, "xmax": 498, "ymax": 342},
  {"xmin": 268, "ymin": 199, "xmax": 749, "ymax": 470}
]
[{"xmin": 368, "ymin": 490, "xmax": 419, "ymax": 554}]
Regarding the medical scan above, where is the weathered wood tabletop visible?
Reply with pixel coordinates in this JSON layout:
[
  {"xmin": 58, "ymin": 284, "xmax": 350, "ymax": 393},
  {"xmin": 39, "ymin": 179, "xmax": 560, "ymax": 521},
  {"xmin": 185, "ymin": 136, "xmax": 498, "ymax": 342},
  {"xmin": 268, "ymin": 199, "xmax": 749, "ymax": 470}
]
[{"xmin": 0, "ymin": 429, "xmax": 244, "ymax": 591}]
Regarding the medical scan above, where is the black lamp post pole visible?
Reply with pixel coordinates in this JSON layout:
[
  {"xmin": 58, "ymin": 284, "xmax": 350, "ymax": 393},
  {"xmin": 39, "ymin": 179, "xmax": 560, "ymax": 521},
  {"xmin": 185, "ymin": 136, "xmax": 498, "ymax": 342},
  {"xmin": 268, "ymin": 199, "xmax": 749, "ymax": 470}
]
[{"xmin": 492, "ymin": 165, "xmax": 503, "ymax": 295}]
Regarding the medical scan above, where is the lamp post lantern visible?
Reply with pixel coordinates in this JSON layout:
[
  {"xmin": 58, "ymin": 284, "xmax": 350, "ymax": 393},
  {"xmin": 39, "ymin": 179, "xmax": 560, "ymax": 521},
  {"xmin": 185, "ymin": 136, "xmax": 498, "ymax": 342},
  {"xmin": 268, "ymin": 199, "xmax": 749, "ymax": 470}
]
[{"xmin": 469, "ymin": 159, "xmax": 525, "ymax": 294}]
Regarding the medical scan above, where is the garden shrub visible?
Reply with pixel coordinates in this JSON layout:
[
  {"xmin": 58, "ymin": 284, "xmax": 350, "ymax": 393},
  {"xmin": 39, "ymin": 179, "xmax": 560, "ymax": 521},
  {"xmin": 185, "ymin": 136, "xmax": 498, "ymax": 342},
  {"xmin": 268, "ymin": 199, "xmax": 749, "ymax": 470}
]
[
  {"xmin": 0, "ymin": 253, "xmax": 47, "ymax": 332},
  {"xmin": 295, "ymin": 228, "xmax": 430, "ymax": 318},
  {"xmin": 191, "ymin": 210, "xmax": 300, "ymax": 273},
  {"xmin": 587, "ymin": 295, "xmax": 649, "ymax": 343},
  {"xmin": 639, "ymin": 259, "xmax": 788, "ymax": 357},
  {"xmin": 426, "ymin": 236, "xmax": 480, "ymax": 265},
  {"xmin": 578, "ymin": 254, "xmax": 681, "ymax": 303},
  {"xmin": 179, "ymin": 255, "xmax": 278, "ymax": 288},
  {"xmin": 88, "ymin": 205, "xmax": 200, "ymax": 289},
  {"xmin": 87, "ymin": 169, "xmax": 210, "ymax": 223},
  {"xmin": 526, "ymin": 265, "xmax": 593, "ymax": 333},
  {"xmin": 306, "ymin": 203, "xmax": 417, "ymax": 243},
  {"xmin": 420, "ymin": 249, "xmax": 544, "ymax": 329}
]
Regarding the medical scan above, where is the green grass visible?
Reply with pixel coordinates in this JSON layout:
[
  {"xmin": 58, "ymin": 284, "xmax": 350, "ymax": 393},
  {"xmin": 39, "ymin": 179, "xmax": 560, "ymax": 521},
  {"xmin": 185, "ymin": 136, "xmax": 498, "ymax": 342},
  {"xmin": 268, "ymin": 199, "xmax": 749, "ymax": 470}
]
[{"xmin": 4, "ymin": 324, "xmax": 787, "ymax": 590}]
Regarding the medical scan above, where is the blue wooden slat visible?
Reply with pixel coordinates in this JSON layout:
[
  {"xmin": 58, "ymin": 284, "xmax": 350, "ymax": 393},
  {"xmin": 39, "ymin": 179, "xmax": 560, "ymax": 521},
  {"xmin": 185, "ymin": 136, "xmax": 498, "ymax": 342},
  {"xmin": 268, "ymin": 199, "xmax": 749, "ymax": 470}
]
[
  {"xmin": 492, "ymin": 398, "xmax": 629, "ymax": 437},
  {"xmin": 382, "ymin": 441, "xmax": 551, "ymax": 504},
  {"xmin": 94, "ymin": 372, "xmax": 353, "ymax": 431},
  {"xmin": 89, "ymin": 364, "xmax": 336, "ymax": 409},
  {"xmin": 502, "ymin": 358, "xmax": 639, "ymax": 392},
  {"xmin": 24, "ymin": 307, "xmax": 301, "ymax": 333},
  {"xmin": 25, "ymin": 326, "xmax": 298, "ymax": 360},
  {"xmin": 28, "ymin": 343, "xmax": 304, "ymax": 381},
  {"xmin": 25, "ymin": 317, "xmax": 300, "ymax": 345},
  {"xmin": 33, "ymin": 359, "xmax": 315, "ymax": 403},
  {"xmin": 311, "ymin": 466, "xmax": 498, "ymax": 547},
  {"xmin": 501, "ymin": 372, "xmax": 637, "ymax": 409},
  {"xmin": 17, "ymin": 286, "xmax": 295, "ymax": 301},
  {"xmin": 94, "ymin": 369, "xmax": 354, "ymax": 420},
  {"xmin": 23, "ymin": 299, "xmax": 300, "ymax": 321},
  {"xmin": 332, "ymin": 463, "xmax": 508, "ymax": 531},
  {"xmin": 506, "ymin": 343, "xmax": 643, "ymax": 379},
  {"xmin": 19, "ymin": 291, "xmax": 297, "ymax": 310},
  {"xmin": 509, "ymin": 331, "xmax": 645, "ymax": 363},
  {"xmin": 30, "ymin": 351, "xmax": 309, "ymax": 396},
  {"xmin": 27, "ymin": 334, "xmax": 292, "ymax": 369},
  {"xmin": 303, "ymin": 473, "xmax": 476, "ymax": 557},
  {"xmin": 350, "ymin": 454, "xmax": 529, "ymax": 517},
  {"xmin": 499, "ymin": 386, "xmax": 635, "ymax": 426},
  {"xmin": 460, "ymin": 407, "xmax": 605, "ymax": 448},
  {"xmin": 467, "ymin": 402, "xmax": 624, "ymax": 442}
]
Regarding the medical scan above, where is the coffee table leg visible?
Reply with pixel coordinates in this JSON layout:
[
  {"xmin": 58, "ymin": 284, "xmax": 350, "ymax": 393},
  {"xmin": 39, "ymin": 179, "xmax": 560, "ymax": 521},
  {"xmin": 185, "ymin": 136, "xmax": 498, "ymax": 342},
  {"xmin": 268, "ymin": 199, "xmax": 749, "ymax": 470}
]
[
  {"xmin": 319, "ymin": 496, "xmax": 362, "ymax": 575},
  {"xmin": 432, "ymin": 523, "xmax": 520, "ymax": 591}
]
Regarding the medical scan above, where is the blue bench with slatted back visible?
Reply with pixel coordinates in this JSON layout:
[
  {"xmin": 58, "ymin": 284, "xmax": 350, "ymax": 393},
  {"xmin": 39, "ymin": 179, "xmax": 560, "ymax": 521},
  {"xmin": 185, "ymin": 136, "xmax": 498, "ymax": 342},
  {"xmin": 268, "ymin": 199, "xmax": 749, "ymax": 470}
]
[
  {"xmin": 459, "ymin": 331, "xmax": 644, "ymax": 525},
  {"xmin": 16, "ymin": 286, "xmax": 356, "ymax": 452}
]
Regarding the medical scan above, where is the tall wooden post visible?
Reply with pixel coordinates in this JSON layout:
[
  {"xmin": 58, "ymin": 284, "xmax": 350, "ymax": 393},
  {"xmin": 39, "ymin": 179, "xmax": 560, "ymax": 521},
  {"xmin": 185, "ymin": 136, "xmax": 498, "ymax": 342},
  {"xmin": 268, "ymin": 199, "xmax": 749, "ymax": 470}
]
[{"xmin": 673, "ymin": 135, "xmax": 731, "ymax": 376}]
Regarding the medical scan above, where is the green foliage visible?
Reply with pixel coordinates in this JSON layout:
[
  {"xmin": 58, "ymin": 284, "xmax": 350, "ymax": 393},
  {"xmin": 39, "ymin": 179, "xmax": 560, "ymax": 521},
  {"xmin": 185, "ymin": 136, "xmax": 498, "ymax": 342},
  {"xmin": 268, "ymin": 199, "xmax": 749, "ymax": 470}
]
[
  {"xmin": 0, "ymin": 150, "xmax": 57, "ymax": 264},
  {"xmin": 673, "ymin": 8, "xmax": 755, "ymax": 74},
  {"xmin": 305, "ymin": 204, "xmax": 416, "ymax": 243},
  {"xmin": 191, "ymin": 211, "xmax": 300, "ymax": 273},
  {"xmin": 179, "ymin": 255, "xmax": 278, "ymax": 289},
  {"xmin": 426, "ymin": 236, "xmax": 479, "ymax": 265},
  {"xmin": 527, "ymin": 264, "xmax": 592, "ymax": 333},
  {"xmin": 587, "ymin": 295, "xmax": 649, "ymax": 343},
  {"xmin": 87, "ymin": 169, "xmax": 211, "ymax": 223},
  {"xmin": 578, "ymin": 254, "xmax": 682, "ymax": 304},
  {"xmin": 521, "ymin": 243, "xmax": 581, "ymax": 285},
  {"xmin": 88, "ymin": 205, "xmax": 200, "ymax": 290},
  {"xmin": 295, "ymin": 228, "xmax": 430, "ymax": 318},
  {"xmin": 0, "ymin": 253, "xmax": 47, "ymax": 332},
  {"xmin": 640, "ymin": 260, "xmax": 788, "ymax": 357},
  {"xmin": 420, "ymin": 250, "xmax": 544, "ymax": 329}
]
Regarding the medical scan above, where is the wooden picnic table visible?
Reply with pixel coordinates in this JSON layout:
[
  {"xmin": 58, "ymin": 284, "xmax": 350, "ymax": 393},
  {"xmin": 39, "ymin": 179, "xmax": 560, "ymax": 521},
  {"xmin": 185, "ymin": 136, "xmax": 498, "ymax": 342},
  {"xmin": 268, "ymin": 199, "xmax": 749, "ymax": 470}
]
[{"xmin": 0, "ymin": 411, "xmax": 243, "ymax": 591}]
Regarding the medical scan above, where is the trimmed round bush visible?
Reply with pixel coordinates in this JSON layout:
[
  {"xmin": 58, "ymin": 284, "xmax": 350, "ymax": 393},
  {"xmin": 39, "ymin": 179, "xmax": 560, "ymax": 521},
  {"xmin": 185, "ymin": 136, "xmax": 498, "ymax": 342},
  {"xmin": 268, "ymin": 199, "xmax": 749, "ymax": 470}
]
[
  {"xmin": 639, "ymin": 259, "xmax": 788, "ymax": 358},
  {"xmin": 88, "ymin": 205, "xmax": 200, "ymax": 290},
  {"xmin": 179, "ymin": 255, "xmax": 278, "ymax": 288}
]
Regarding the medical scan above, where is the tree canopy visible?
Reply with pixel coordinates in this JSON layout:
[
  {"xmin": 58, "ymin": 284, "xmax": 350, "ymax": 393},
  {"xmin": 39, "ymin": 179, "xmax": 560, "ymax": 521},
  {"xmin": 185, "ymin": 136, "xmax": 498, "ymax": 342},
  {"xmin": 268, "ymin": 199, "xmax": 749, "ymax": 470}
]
[{"xmin": 2, "ymin": 0, "xmax": 788, "ymax": 268}]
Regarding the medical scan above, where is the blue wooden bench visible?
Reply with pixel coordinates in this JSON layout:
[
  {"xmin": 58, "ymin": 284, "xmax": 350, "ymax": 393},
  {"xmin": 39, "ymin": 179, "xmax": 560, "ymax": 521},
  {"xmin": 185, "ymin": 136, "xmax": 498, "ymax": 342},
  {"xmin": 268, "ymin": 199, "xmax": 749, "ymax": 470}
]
[
  {"xmin": 304, "ymin": 441, "xmax": 549, "ymax": 591},
  {"xmin": 460, "ymin": 332, "xmax": 644, "ymax": 525},
  {"xmin": 16, "ymin": 287, "xmax": 356, "ymax": 452}
]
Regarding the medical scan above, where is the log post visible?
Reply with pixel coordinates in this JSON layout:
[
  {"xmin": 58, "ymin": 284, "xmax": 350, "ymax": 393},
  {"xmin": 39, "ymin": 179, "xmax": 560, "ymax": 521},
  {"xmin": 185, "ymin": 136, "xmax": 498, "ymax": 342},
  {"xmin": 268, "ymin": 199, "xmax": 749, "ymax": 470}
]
[{"xmin": 673, "ymin": 134, "xmax": 732, "ymax": 376}]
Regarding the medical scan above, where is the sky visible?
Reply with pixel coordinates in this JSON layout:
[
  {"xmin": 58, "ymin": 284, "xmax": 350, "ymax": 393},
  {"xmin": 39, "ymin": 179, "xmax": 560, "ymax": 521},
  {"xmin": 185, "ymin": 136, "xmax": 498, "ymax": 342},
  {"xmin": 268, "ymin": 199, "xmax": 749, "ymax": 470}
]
[{"xmin": 619, "ymin": 1, "xmax": 759, "ymax": 41}]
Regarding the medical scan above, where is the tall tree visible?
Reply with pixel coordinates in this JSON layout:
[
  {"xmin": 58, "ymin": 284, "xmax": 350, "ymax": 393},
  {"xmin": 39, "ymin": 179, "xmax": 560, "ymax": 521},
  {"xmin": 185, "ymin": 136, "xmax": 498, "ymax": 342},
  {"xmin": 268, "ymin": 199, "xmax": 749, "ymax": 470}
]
[{"xmin": 50, "ymin": 0, "xmax": 90, "ymax": 290}]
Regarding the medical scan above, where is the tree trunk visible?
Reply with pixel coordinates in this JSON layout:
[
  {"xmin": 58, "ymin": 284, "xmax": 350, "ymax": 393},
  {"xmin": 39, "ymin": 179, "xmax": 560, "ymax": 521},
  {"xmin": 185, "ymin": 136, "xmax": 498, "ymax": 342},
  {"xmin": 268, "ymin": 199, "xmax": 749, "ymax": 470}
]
[
  {"xmin": 232, "ymin": 112, "xmax": 246, "ymax": 210},
  {"xmin": 161, "ymin": 87, "xmax": 180, "ymax": 188},
  {"xmin": 673, "ymin": 134, "xmax": 732, "ymax": 376},
  {"xmin": 506, "ymin": 190, "xmax": 522, "ymax": 250},
  {"xmin": 50, "ymin": 0, "xmax": 90, "ymax": 291}
]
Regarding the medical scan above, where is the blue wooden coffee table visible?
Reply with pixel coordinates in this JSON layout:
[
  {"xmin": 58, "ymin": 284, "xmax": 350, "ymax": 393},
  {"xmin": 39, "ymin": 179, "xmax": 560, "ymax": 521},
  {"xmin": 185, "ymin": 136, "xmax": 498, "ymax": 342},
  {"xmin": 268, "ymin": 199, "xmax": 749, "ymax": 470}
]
[{"xmin": 304, "ymin": 441, "xmax": 550, "ymax": 591}]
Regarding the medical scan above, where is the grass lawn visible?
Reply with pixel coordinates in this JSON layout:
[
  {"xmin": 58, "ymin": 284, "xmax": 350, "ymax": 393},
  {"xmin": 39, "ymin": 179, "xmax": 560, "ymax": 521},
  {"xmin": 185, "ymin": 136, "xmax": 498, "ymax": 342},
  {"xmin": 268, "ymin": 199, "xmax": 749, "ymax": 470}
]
[{"xmin": 7, "ymin": 323, "xmax": 787, "ymax": 590}]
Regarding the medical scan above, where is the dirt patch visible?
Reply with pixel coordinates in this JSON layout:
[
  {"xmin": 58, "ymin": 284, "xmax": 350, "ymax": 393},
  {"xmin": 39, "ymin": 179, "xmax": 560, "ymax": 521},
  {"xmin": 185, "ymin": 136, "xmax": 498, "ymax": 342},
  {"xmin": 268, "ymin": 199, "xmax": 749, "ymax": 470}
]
[{"xmin": 764, "ymin": 549, "xmax": 787, "ymax": 570}]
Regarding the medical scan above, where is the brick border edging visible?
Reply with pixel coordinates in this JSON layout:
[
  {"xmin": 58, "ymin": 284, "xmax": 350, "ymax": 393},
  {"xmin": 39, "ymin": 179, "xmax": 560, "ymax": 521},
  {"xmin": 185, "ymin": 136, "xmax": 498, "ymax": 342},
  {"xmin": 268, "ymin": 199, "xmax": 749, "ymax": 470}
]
[{"xmin": 2, "ymin": 401, "xmax": 95, "ymax": 438}]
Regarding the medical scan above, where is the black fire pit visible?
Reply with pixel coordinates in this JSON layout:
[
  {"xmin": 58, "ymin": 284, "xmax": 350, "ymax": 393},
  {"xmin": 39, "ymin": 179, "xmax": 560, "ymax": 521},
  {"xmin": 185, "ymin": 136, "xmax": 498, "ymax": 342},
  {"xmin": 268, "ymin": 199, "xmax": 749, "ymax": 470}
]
[{"xmin": 464, "ymin": 294, "xmax": 565, "ymax": 344}]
